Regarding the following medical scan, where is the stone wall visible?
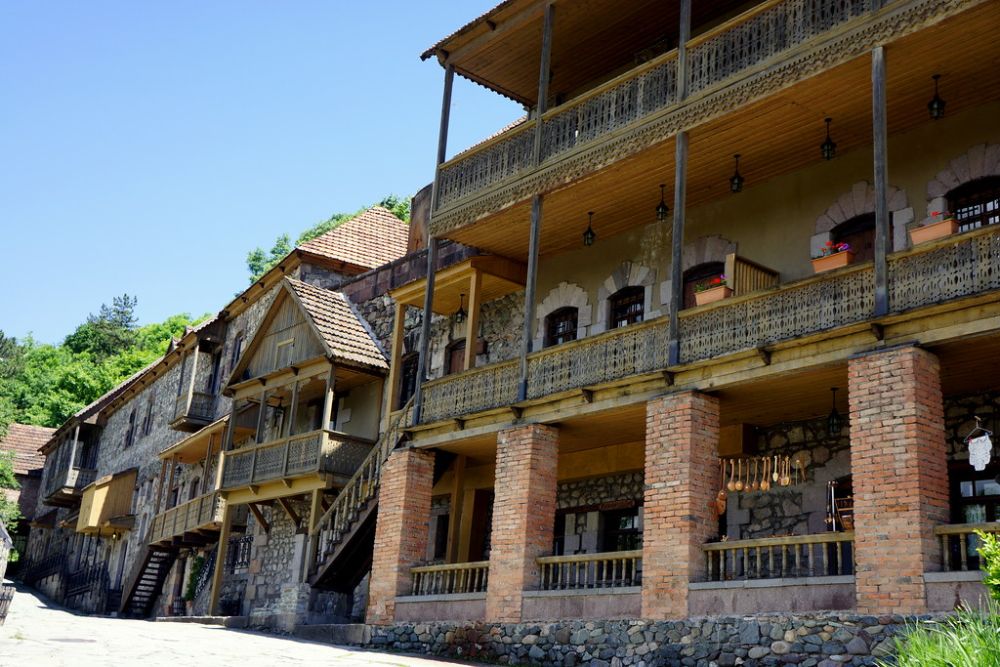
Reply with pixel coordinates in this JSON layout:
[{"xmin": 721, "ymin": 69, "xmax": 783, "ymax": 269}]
[
  {"xmin": 556, "ymin": 472, "xmax": 644, "ymax": 511},
  {"xmin": 944, "ymin": 390, "xmax": 1000, "ymax": 461},
  {"xmin": 356, "ymin": 613, "xmax": 915, "ymax": 666}
]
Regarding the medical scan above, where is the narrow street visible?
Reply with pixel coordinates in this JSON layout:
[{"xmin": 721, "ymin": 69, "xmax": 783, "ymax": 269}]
[{"xmin": 0, "ymin": 584, "xmax": 465, "ymax": 667}]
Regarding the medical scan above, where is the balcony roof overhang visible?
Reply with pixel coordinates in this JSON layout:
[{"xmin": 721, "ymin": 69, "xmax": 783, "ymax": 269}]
[
  {"xmin": 159, "ymin": 416, "xmax": 229, "ymax": 464},
  {"xmin": 390, "ymin": 255, "xmax": 527, "ymax": 314}
]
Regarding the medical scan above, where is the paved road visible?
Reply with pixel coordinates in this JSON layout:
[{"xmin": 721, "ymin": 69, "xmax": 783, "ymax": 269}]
[{"xmin": 0, "ymin": 583, "xmax": 469, "ymax": 667}]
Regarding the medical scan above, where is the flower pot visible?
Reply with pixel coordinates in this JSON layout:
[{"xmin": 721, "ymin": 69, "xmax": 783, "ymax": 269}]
[
  {"xmin": 811, "ymin": 251, "xmax": 855, "ymax": 274},
  {"xmin": 694, "ymin": 285, "xmax": 733, "ymax": 306},
  {"xmin": 910, "ymin": 218, "xmax": 959, "ymax": 245}
]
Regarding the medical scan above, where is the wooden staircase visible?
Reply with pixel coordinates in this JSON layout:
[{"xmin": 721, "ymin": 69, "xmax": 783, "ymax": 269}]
[
  {"xmin": 309, "ymin": 400, "xmax": 411, "ymax": 591},
  {"xmin": 119, "ymin": 545, "xmax": 177, "ymax": 618}
]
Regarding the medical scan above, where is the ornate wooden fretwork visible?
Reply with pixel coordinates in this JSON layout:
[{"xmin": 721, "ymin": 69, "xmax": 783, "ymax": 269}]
[{"xmin": 420, "ymin": 359, "xmax": 520, "ymax": 423}]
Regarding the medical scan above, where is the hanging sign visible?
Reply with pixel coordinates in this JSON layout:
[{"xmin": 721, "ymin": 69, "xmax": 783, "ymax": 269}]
[{"xmin": 969, "ymin": 434, "xmax": 993, "ymax": 471}]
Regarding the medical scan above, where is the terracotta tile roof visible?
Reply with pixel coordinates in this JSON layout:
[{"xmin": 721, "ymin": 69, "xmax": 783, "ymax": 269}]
[
  {"xmin": 1, "ymin": 423, "xmax": 53, "ymax": 475},
  {"xmin": 284, "ymin": 278, "xmax": 389, "ymax": 372},
  {"xmin": 297, "ymin": 206, "xmax": 409, "ymax": 272}
]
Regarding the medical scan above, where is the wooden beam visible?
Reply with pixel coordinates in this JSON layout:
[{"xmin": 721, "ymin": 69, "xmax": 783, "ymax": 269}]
[
  {"xmin": 166, "ymin": 455, "xmax": 177, "ymax": 510},
  {"xmin": 870, "ymin": 323, "xmax": 885, "ymax": 341},
  {"xmin": 443, "ymin": 4, "xmax": 544, "ymax": 68},
  {"xmin": 321, "ymin": 363, "xmax": 336, "ymax": 431},
  {"xmin": 185, "ymin": 348, "xmax": 200, "ymax": 415},
  {"xmin": 248, "ymin": 502, "xmax": 270, "ymax": 534},
  {"xmin": 277, "ymin": 498, "xmax": 301, "ymax": 529},
  {"xmin": 384, "ymin": 300, "xmax": 407, "ymax": 425},
  {"xmin": 872, "ymin": 45, "xmax": 890, "ymax": 316},
  {"xmin": 518, "ymin": 195, "xmax": 544, "ymax": 401},
  {"xmin": 445, "ymin": 455, "xmax": 467, "ymax": 563},
  {"xmin": 155, "ymin": 458, "xmax": 168, "ymax": 515},
  {"xmin": 463, "ymin": 271, "xmax": 483, "ymax": 371},
  {"xmin": 668, "ymin": 130, "xmax": 689, "ymax": 366},
  {"xmin": 254, "ymin": 387, "xmax": 268, "ymax": 444},
  {"xmin": 532, "ymin": 2, "xmax": 555, "ymax": 164},
  {"xmin": 208, "ymin": 503, "xmax": 232, "ymax": 615},
  {"xmin": 286, "ymin": 378, "xmax": 300, "ymax": 439},
  {"xmin": 756, "ymin": 345, "xmax": 772, "ymax": 366}
]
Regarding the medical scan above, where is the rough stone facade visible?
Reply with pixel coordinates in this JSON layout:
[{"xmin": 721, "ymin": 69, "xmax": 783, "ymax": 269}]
[{"xmin": 556, "ymin": 472, "xmax": 644, "ymax": 511}]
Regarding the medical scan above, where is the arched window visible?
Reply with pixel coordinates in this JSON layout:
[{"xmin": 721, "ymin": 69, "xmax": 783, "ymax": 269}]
[
  {"xmin": 398, "ymin": 353, "xmax": 419, "ymax": 408},
  {"xmin": 948, "ymin": 176, "xmax": 1000, "ymax": 232},
  {"xmin": 608, "ymin": 286, "xmax": 645, "ymax": 329},
  {"xmin": 682, "ymin": 261, "xmax": 725, "ymax": 310},
  {"xmin": 446, "ymin": 339, "xmax": 466, "ymax": 375},
  {"xmin": 544, "ymin": 307, "xmax": 578, "ymax": 347},
  {"xmin": 831, "ymin": 213, "xmax": 887, "ymax": 264}
]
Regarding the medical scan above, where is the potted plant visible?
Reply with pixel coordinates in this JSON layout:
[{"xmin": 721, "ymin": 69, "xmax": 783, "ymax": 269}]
[
  {"xmin": 694, "ymin": 275, "xmax": 733, "ymax": 306},
  {"xmin": 910, "ymin": 210, "xmax": 959, "ymax": 245},
  {"xmin": 811, "ymin": 241, "xmax": 854, "ymax": 273}
]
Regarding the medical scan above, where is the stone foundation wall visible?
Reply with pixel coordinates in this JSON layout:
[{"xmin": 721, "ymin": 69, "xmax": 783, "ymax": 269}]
[
  {"xmin": 945, "ymin": 390, "xmax": 1000, "ymax": 461},
  {"xmin": 556, "ymin": 472, "xmax": 644, "ymax": 511},
  {"xmin": 357, "ymin": 613, "xmax": 916, "ymax": 666}
]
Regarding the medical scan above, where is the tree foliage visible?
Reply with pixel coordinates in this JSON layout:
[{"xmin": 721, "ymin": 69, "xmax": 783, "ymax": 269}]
[
  {"xmin": 245, "ymin": 194, "xmax": 412, "ymax": 282},
  {"xmin": 64, "ymin": 294, "xmax": 139, "ymax": 360},
  {"xmin": 0, "ymin": 451, "xmax": 20, "ymax": 528}
]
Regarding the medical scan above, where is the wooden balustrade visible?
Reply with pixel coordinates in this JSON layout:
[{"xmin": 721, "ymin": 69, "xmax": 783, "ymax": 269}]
[
  {"xmin": 538, "ymin": 550, "xmax": 643, "ymax": 591},
  {"xmin": 148, "ymin": 492, "xmax": 225, "ymax": 545},
  {"xmin": 410, "ymin": 561, "xmax": 490, "ymax": 596},
  {"xmin": 935, "ymin": 522, "xmax": 1000, "ymax": 572},
  {"xmin": 703, "ymin": 532, "xmax": 854, "ymax": 581},
  {"xmin": 420, "ymin": 360, "xmax": 519, "ymax": 423}
]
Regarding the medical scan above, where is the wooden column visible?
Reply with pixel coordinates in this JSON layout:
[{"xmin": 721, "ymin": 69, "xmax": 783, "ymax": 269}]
[
  {"xmin": 165, "ymin": 455, "xmax": 177, "ymax": 510},
  {"xmin": 532, "ymin": 2, "xmax": 555, "ymax": 165},
  {"xmin": 445, "ymin": 455, "xmax": 467, "ymax": 563},
  {"xmin": 254, "ymin": 387, "xmax": 268, "ymax": 444},
  {"xmin": 872, "ymin": 46, "xmax": 890, "ymax": 316},
  {"xmin": 463, "ymin": 271, "xmax": 483, "ymax": 371},
  {"xmin": 287, "ymin": 379, "xmax": 301, "ymax": 438},
  {"xmin": 667, "ymin": 0, "xmax": 692, "ymax": 366},
  {"xmin": 413, "ymin": 63, "xmax": 454, "ymax": 426},
  {"xmin": 321, "ymin": 364, "xmax": 337, "ymax": 431},
  {"xmin": 208, "ymin": 503, "xmax": 232, "ymax": 616},
  {"xmin": 155, "ymin": 458, "xmax": 168, "ymax": 514},
  {"xmin": 185, "ymin": 348, "xmax": 200, "ymax": 414},
  {"xmin": 518, "ymin": 195, "xmax": 544, "ymax": 401},
  {"xmin": 306, "ymin": 488, "xmax": 323, "ymax": 577},
  {"xmin": 201, "ymin": 433, "xmax": 214, "ymax": 496},
  {"xmin": 67, "ymin": 424, "xmax": 81, "ymax": 469},
  {"xmin": 384, "ymin": 300, "xmax": 407, "ymax": 424},
  {"xmin": 222, "ymin": 405, "xmax": 237, "ymax": 451}
]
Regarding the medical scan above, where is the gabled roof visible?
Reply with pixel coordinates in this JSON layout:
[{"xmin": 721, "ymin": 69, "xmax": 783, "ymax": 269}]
[
  {"xmin": 1, "ymin": 423, "xmax": 52, "ymax": 475},
  {"xmin": 297, "ymin": 206, "xmax": 409, "ymax": 273}
]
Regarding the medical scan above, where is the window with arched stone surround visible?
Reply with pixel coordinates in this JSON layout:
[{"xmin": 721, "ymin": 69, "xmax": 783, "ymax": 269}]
[
  {"xmin": 544, "ymin": 307, "xmax": 578, "ymax": 347},
  {"xmin": 948, "ymin": 176, "xmax": 1000, "ymax": 232},
  {"xmin": 682, "ymin": 261, "xmax": 725, "ymax": 310},
  {"xmin": 830, "ymin": 212, "xmax": 888, "ymax": 264},
  {"xmin": 608, "ymin": 286, "xmax": 645, "ymax": 329},
  {"xmin": 534, "ymin": 281, "xmax": 592, "ymax": 349}
]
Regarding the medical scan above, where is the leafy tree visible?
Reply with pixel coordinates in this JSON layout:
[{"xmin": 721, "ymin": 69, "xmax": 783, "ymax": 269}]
[
  {"xmin": 64, "ymin": 294, "xmax": 139, "ymax": 360},
  {"xmin": 0, "ymin": 332, "xmax": 24, "ymax": 438},
  {"xmin": 0, "ymin": 451, "xmax": 20, "ymax": 528},
  {"xmin": 245, "ymin": 234, "xmax": 293, "ymax": 284}
]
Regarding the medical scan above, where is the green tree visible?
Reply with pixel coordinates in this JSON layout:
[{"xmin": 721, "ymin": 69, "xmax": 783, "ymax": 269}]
[
  {"xmin": 64, "ymin": 294, "xmax": 139, "ymax": 360},
  {"xmin": 245, "ymin": 234, "xmax": 293, "ymax": 284},
  {"xmin": 0, "ymin": 451, "xmax": 20, "ymax": 528},
  {"xmin": 0, "ymin": 332, "xmax": 24, "ymax": 438}
]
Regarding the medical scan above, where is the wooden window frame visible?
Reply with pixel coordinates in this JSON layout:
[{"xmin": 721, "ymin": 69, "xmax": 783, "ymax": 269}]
[
  {"xmin": 544, "ymin": 306, "xmax": 579, "ymax": 348},
  {"xmin": 949, "ymin": 176, "xmax": 1000, "ymax": 233},
  {"xmin": 608, "ymin": 286, "xmax": 645, "ymax": 329}
]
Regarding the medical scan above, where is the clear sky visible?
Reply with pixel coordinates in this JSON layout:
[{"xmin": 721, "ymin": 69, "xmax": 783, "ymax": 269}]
[{"xmin": 1, "ymin": 1, "xmax": 523, "ymax": 344}]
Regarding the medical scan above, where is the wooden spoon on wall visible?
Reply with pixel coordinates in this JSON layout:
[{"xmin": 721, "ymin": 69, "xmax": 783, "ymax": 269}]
[
  {"xmin": 760, "ymin": 457, "xmax": 771, "ymax": 492},
  {"xmin": 727, "ymin": 459, "xmax": 736, "ymax": 492},
  {"xmin": 735, "ymin": 458, "xmax": 744, "ymax": 492}
]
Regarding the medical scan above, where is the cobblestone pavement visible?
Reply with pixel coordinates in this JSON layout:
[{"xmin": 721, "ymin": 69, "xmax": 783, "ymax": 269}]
[{"xmin": 0, "ymin": 583, "xmax": 473, "ymax": 667}]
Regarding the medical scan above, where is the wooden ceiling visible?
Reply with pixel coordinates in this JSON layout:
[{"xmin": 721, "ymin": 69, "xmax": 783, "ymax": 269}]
[
  {"xmin": 444, "ymin": 2, "xmax": 1000, "ymax": 261},
  {"xmin": 431, "ymin": 0, "xmax": 753, "ymax": 105}
]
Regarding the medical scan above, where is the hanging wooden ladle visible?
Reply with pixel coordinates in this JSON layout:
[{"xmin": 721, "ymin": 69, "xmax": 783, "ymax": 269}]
[
  {"xmin": 760, "ymin": 457, "xmax": 771, "ymax": 492},
  {"xmin": 735, "ymin": 458, "xmax": 744, "ymax": 492},
  {"xmin": 727, "ymin": 459, "xmax": 736, "ymax": 492},
  {"xmin": 751, "ymin": 458, "xmax": 759, "ymax": 491},
  {"xmin": 780, "ymin": 456, "xmax": 792, "ymax": 486},
  {"xmin": 772, "ymin": 455, "xmax": 779, "ymax": 483}
]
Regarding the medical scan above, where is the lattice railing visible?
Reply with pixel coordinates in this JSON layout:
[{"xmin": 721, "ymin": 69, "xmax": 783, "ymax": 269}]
[
  {"xmin": 221, "ymin": 429, "xmax": 327, "ymax": 489},
  {"xmin": 148, "ymin": 492, "xmax": 225, "ymax": 545},
  {"xmin": 527, "ymin": 319, "xmax": 668, "ymax": 399},
  {"xmin": 538, "ymin": 550, "xmax": 642, "ymax": 591},
  {"xmin": 410, "ymin": 561, "xmax": 490, "ymax": 596},
  {"xmin": 421, "ymin": 360, "xmax": 519, "ymax": 423},
  {"xmin": 936, "ymin": 522, "xmax": 1000, "ymax": 572},
  {"xmin": 703, "ymin": 532, "xmax": 854, "ymax": 581},
  {"xmin": 437, "ymin": 124, "xmax": 535, "ymax": 209}
]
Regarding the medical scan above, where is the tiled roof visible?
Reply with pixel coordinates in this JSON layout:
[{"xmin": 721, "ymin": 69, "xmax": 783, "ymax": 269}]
[
  {"xmin": 284, "ymin": 278, "xmax": 389, "ymax": 371},
  {"xmin": 1, "ymin": 423, "xmax": 53, "ymax": 475},
  {"xmin": 297, "ymin": 206, "xmax": 409, "ymax": 272}
]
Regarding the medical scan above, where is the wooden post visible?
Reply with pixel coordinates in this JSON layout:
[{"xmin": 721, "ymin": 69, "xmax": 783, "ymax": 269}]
[
  {"xmin": 201, "ymin": 433, "xmax": 214, "ymax": 496},
  {"xmin": 186, "ymin": 348, "xmax": 200, "ymax": 414},
  {"xmin": 255, "ymin": 387, "xmax": 268, "ymax": 444},
  {"xmin": 222, "ymin": 404, "xmax": 237, "ymax": 452},
  {"xmin": 165, "ymin": 455, "xmax": 177, "ymax": 510},
  {"xmin": 518, "ymin": 194, "xmax": 544, "ymax": 401},
  {"xmin": 155, "ymin": 458, "xmax": 168, "ymax": 515},
  {"xmin": 532, "ymin": 2, "xmax": 555, "ymax": 165},
  {"xmin": 872, "ymin": 46, "xmax": 890, "ymax": 316},
  {"xmin": 463, "ymin": 271, "xmax": 483, "ymax": 371},
  {"xmin": 214, "ymin": 446, "xmax": 226, "ymax": 492},
  {"xmin": 321, "ymin": 363, "xmax": 337, "ymax": 431},
  {"xmin": 384, "ymin": 300, "xmax": 407, "ymax": 425},
  {"xmin": 668, "ymin": 0, "xmax": 692, "ymax": 366},
  {"xmin": 208, "ymin": 503, "xmax": 232, "ymax": 615},
  {"xmin": 413, "ymin": 63, "xmax": 454, "ymax": 426},
  {"xmin": 446, "ymin": 455, "xmax": 467, "ymax": 563},
  {"xmin": 67, "ymin": 424, "xmax": 81, "ymax": 470},
  {"xmin": 306, "ymin": 488, "xmax": 323, "ymax": 576},
  {"xmin": 287, "ymin": 379, "xmax": 300, "ymax": 438}
]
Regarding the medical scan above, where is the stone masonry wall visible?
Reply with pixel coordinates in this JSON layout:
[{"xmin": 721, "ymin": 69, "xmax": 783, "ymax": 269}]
[{"xmin": 556, "ymin": 472, "xmax": 644, "ymax": 511}]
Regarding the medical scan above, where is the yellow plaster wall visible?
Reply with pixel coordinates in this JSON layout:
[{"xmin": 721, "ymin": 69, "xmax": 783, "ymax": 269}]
[{"xmin": 335, "ymin": 378, "xmax": 383, "ymax": 441}]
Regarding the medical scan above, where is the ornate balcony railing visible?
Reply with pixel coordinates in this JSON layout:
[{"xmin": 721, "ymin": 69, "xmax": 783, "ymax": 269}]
[
  {"xmin": 935, "ymin": 522, "xmax": 1000, "ymax": 572},
  {"xmin": 220, "ymin": 430, "xmax": 373, "ymax": 491},
  {"xmin": 421, "ymin": 360, "xmax": 519, "ymax": 423},
  {"xmin": 174, "ymin": 390, "xmax": 215, "ymax": 423},
  {"xmin": 148, "ymin": 492, "xmax": 225, "ymax": 545},
  {"xmin": 410, "ymin": 561, "xmax": 490, "ymax": 596},
  {"xmin": 433, "ymin": 0, "xmax": 891, "ymax": 215},
  {"xmin": 538, "ymin": 550, "xmax": 643, "ymax": 591},
  {"xmin": 703, "ymin": 532, "xmax": 854, "ymax": 581}
]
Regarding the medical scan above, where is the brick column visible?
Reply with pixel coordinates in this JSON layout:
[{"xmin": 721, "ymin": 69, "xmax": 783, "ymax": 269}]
[
  {"xmin": 849, "ymin": 346, "xmax": 949, "ymax": 614},
  {"xmin": 642, "ymin": 391, "xmax": 720, "ymax": 619},
  {"xmin": 366, "ymin": 447, "xmax": 434, "ymax": 625},
  {"xmin": 485, "ymin": 424, "xmax": 558, "ymax": 623}
]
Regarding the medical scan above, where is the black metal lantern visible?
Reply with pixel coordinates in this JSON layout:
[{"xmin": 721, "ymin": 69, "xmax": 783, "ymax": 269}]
[
  {"xmin": 828, "ymin": 387, "xmax": 842, "ymax": 438},
  {"xmin": 928, "ymin": 74, "xmax": 946, "ymax": 120},
  {"xmin": 656, "ymin": 183, "xmax": 670, "ymax": 222},
  {"xmin": 583, "ymin": 211, "xmax": 596, "ymax": 246},
  {"xmin": 820, "ymin": 118, "xmax": 836, "ymax": 161},
  {"xmin": 454, "ymin": 293, "xmax": 467, "ymax": 324},
  {"xmin": 729, "ymin": 154, "xmax": 744, "ymax": 193}
]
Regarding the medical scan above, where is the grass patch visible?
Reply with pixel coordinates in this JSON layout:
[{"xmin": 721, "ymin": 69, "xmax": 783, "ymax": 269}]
[{"xmin": 879, "ymin": 599, "xmax": 1000, "ymax": 667}]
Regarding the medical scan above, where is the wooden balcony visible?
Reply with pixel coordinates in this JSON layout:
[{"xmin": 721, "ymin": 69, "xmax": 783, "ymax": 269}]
[
  {"xmin": 219, "ymin": 429, "xmax": 374, "ymax": 498},
  {"xmin": 43, "ymin": 465, "xmax": 98, "ymax": 507},
  {"xmin": 171, "ymin": 390, "xmax": 216, "ymax": 432},
  {"xmin": 77, "ymin": 469, "xmax": 137, "ymax": 535},
  {"xmin": 430, "ymin": 0, "xmax": 953, "ymax": 236},
  {"xmin": 415, "ymin": 226, "xmax": 1000, "ymax": 426},
  {"xmin": 148, "ymin": 492, "xmax": 226, "ymax": 547}
]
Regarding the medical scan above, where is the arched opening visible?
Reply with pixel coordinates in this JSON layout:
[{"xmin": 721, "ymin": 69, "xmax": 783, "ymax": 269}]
[
  {"xmin": 948, "ymin": 176, "xmax": 1000, "ymax": 232},
  {"xmin": 682, "ymin": 261, "xmax": 725, "ymax": 309},
  {"xmin": 608, "ymin": 286, "xmax": 645, "ymax": 329},
  {"xmin": 544, "ymin": 306, "xmax": 579, "ymax": 347},
  {"xmin": 830, "ymin": 213, "xmax": 887, "ymax": 264}
]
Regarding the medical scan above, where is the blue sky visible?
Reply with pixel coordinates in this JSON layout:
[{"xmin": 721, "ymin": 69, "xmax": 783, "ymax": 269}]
[{"xmin": 1, "ymin": 1, "xmax": 522, "ymax": 344}]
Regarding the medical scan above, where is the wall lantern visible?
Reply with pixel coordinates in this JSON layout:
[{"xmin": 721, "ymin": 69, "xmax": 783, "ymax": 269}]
[
  {"xmin": 828, "ymin": 387, "xmax": 842, "ymax": 438},
  {"xmin": 729, "ymin": 154, "xmax": 744, "ymax": 193},
  {"xmin": 928, "ymin": 74, "xmax": 946, "ymax": 120},
  {"xmin": 583, "ymin": 211, "xmax": 597, "ymax": 247},
  {"xmin": 820, "ymin": 118, "xmax": 837, "ymax": 161},
  {"xmin": 454, "ymin": 293, "xmax": 467, "ymax": 324},
  {"xmin": 655, "ymin": 184, "xmax": 670, "ymax": 222}
]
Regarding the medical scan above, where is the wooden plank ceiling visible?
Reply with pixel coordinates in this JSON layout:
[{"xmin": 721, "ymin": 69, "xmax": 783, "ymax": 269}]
[{"xmin": 445, "ymin": 2, "xmax": 1000, "ymax": 262}]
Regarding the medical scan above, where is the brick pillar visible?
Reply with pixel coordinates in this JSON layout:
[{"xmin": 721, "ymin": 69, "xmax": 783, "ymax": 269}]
[
  {"xmin": 366, "ymin": 447, "xmax": 434, "ymax": 625},
  {"xmin": 849, "ymin": 346, "xmax": 949, "ymax": 614},
  {"xmin": 642, "ymin": 391, "xmax": 720, "ymax": 619},
  {"xmin": 485, "ymin": 424, "xmax": 559, "ymax": 623}
]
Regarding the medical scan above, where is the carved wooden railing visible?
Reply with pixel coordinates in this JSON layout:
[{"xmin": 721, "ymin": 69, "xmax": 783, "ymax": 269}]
[
  {"xmin": 703, "ymin": 532, "xmax": 854, "ymax": 581},
  {"xmin": 527, "ymin": 319, "xmax": 668, "ymax": 399},
  {"xmin": 410, "ymin": 561, "xmax": 490, "ymax": 596},
  {"xmin": 174, "ymin": 390, "xmax": 215, "ymax": 422},
  {"xmin": 538, "ymin": 550, "xmax": 643, "ymax": 591},
  {"xmin": 433, "ymin": 0, "xmax": 887, "ymax": 212},
  {"xmin": 421, "ymin": 360, "xmax": 519, "ymax": 423},
  {"xmin": 935, "ymin": 522, "xmax": 1000, "ymax": 572},
  {"xmin": 148, "ymin": 492, "xmax": 225, "ymax": 545}
]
